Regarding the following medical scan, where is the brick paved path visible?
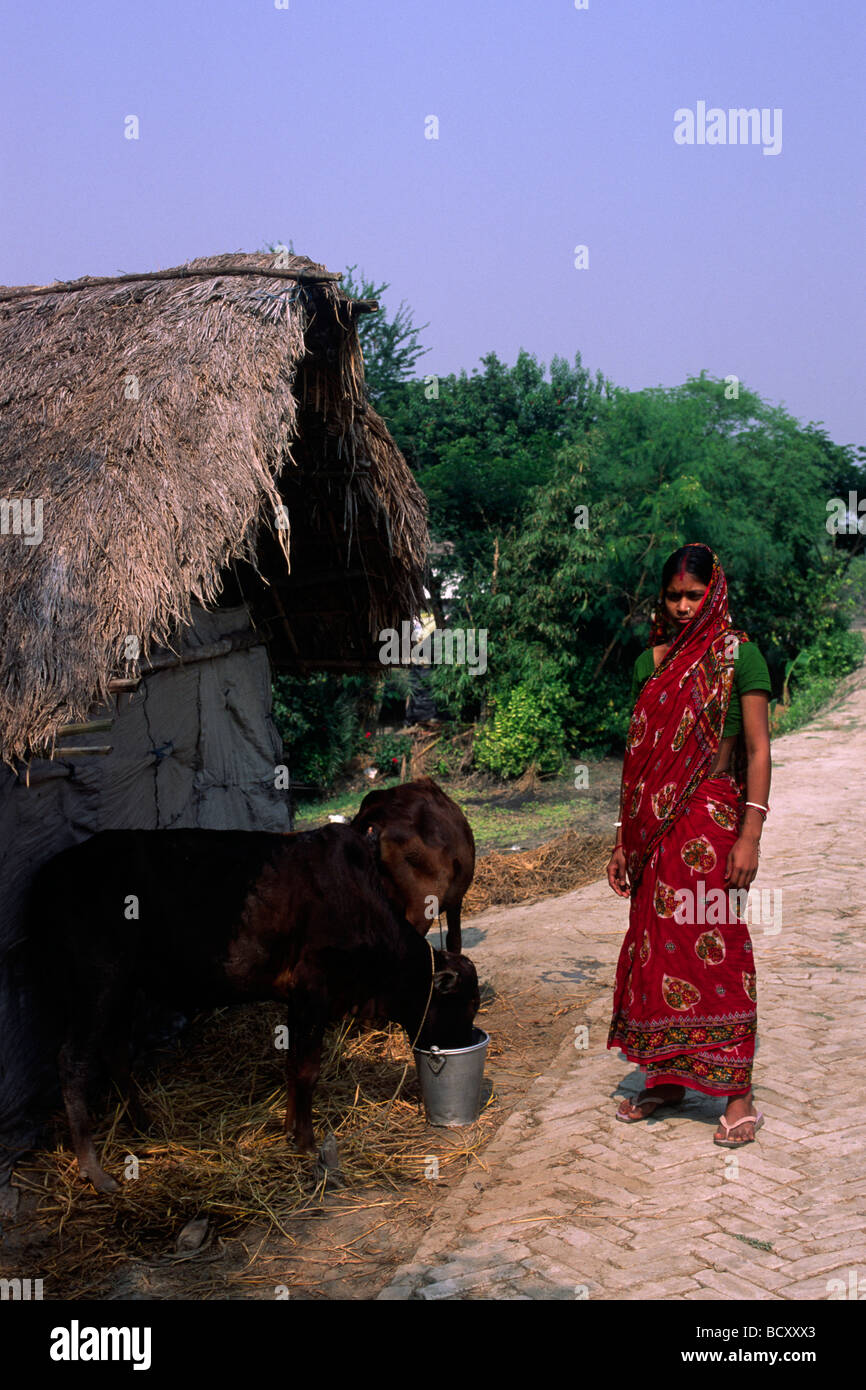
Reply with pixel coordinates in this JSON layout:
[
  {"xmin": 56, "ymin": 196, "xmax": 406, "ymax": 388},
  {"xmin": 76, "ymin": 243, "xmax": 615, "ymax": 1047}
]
[{"xmin": 380, "ymin": 666, "xmax": 866, "ymax": 1300}]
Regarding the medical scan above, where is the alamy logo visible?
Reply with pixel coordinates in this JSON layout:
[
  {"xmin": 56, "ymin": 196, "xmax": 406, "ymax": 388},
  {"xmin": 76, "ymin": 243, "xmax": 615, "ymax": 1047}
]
[
  {"xmin": 378, "ymin": 622, "xmax": 487, "ymax": 675},
  {"xmin": 826, "ymin": 492, "xmax": 866, "ymax": 535},
  {"xmin": 826, "ymin": 1269, "xmax": 865, "ymax": 1299},
  {"xmin": 671, "ymin": 881, "xmax": 782, "ymax": 936},
  {"xmin": 0, "ymin": 497, "xmax": 43, "ymax": 545},
  {"xmin": 674, "ymin": 102, "xmax": 782, "ymax": 156},
  {"xmin": 49, "ymin": 1321, "xmax": 152, "ymax": 1371},
  {"xmin": 0, "ymin": 1277, "xmax": 43, "ymax": 1300}
]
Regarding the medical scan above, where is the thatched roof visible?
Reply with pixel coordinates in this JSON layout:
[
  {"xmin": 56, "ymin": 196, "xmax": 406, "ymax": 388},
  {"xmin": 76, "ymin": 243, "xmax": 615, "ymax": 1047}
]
[{"xmin": 0, "ymin": 251, "xmax": 428, "ymax": 764}]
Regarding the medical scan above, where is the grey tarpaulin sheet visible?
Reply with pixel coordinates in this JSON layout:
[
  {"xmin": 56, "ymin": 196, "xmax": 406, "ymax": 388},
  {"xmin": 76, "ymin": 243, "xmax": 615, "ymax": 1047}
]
[{"xmin": 0, "ymin": 604, "xmax": 292, "ymax": 1182}]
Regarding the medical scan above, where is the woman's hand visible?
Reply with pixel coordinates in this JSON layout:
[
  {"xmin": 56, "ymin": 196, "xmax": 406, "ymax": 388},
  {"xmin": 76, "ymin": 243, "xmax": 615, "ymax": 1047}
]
[
  {"xmin": 724, "ymin": 835, "xmax": 760, "ymax": 890},
  {"xmin": 607, "ymin": 846, "xmax": 630, "ymax": 898}
]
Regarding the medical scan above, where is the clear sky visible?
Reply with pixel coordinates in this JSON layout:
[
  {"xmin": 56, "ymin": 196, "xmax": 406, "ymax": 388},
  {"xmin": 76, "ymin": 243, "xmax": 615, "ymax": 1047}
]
[{"xmin": 2, "ymin": 0, "xmax": 863, "ymax": 447}]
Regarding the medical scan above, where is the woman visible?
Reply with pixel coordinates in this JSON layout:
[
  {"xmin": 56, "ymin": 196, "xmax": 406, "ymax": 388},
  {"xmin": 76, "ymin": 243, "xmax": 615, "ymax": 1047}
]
[{"xmin": 606, "ymin": 543, "xmax": 772, "ymax": 1146}]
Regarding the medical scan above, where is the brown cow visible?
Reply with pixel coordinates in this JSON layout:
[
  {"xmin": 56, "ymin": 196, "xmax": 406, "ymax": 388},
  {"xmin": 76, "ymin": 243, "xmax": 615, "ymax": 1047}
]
[{"xmin": 351, "ymin": 776, "xmax": 475, "ymax": 954}]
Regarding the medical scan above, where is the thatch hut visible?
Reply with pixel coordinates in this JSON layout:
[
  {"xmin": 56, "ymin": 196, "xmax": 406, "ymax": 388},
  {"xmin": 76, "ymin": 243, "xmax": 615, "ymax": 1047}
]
[{"xmin": 0, "ymin": 251, "xmax": 428, "ymax": 1183}]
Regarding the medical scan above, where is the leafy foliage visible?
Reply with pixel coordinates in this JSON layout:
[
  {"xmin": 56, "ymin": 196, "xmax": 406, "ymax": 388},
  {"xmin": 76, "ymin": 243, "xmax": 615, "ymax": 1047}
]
[
  {"xmin": 474, "ymin": 682, "xmax": 569, "ymax": 779},
  {"xmin": 430, "ymin": 375, "xmax": 865, "ymax": 768},
  {"xmin": 384, "ymin": 349, "xmax": 611, "ymax": 582},
  {"xmin": 771, "ymin": 628, "xmax": 865, "ymax": 734},
  {"xmin": 363, "ymin": 730, "xmax": 413, "ymax": 775},
  {"xmin": 272, "ymin": 672, "xmax": 378, "ymax": 794},
  {"xmin": 339, "ymin": 265, "xmax": 429, "ymax": 407}
]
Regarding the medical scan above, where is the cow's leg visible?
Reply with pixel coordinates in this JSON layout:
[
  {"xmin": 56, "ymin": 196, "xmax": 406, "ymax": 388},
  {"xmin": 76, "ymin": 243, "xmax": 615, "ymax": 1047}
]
[
  {"xmin": 284, "ymin": 993, "xmax": 324, "ymax": 1153},
  {"xmin": 58, "ymin": 969, "xmax": 136, "ymax": 1194},
  {"xmin": 282, "ymin": 1001, "xmax": 297, "ymax": 1141},
  {"xmin": 105, "ymin": 1036, "xmax": 150, "ymax": 1133},
  {"xmin": 445, "ymin": 903, "xmax": 462, "ymax": 955},
  {"xmin": 58, "ymin": 1030, "xmax": 119, "ymax": 1194},
  {"xmin": 294, "ymin": 1028, "xmax": 325, "ymax": 1154}
]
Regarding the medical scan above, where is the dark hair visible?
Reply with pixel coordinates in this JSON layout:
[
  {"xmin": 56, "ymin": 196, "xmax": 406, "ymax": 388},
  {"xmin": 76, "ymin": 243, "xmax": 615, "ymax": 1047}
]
[{"xmin": 660, "ymin": 544, "xmax": 713, "ymax": 590}]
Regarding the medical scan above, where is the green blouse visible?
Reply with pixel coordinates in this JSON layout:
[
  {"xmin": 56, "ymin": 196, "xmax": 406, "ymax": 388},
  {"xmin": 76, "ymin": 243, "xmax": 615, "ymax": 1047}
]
[{"xmin": 630, "ymin": 641, "xmax": 771, "ymax": 738}]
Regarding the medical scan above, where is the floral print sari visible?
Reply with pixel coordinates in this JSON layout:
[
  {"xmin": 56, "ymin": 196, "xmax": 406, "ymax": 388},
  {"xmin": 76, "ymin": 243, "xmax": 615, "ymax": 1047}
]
[{"xmin": 606, "ymin": 549, "xmax": 757, "ymax": 1095}]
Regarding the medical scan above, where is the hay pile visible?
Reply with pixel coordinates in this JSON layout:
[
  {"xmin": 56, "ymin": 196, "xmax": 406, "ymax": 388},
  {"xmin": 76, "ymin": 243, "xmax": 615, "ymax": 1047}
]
[
  {"xmin": 13, "ymin": 1002, "xmax": 497, "ymax": 1299},
  {"xmin": 464, "ymin": 830, "xmax": 611, "ymax": 915}
]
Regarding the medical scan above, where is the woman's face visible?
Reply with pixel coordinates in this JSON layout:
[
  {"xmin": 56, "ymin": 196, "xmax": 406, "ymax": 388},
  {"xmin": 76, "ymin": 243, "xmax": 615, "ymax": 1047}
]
[{"xmin": 663, "ymin": 571, "xmax": 708, "ymax": 633}]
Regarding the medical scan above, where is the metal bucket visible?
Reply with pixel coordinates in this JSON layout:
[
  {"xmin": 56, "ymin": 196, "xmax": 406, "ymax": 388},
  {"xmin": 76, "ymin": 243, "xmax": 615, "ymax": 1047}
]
[{"xmin": 413, "ymin": 1027, "xmax": 489, "ymax": 1127}]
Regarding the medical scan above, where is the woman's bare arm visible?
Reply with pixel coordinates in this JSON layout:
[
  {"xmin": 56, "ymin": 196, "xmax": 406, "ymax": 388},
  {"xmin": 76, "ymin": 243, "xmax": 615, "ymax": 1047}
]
[{"xmin": 725, "ymin": 691, "xmax": 771, "ymax": 888}]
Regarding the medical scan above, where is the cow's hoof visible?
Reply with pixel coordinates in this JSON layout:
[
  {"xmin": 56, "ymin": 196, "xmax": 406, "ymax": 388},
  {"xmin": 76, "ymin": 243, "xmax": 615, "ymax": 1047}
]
[
  {"xmin": 176, "ymin": 1216, "xmax": 211, "ymax": 1253},
  {"xmin": 313, "ymin": 1134, "xmax": 345, "ymax": 1189},
  {"xmin": 82, "ymin": 1168, "xmax": 119, "ymax": 1194}
]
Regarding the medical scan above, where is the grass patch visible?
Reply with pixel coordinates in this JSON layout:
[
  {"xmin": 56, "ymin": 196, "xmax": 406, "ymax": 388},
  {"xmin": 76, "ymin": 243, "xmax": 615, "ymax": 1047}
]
[
  {"xmin": 293, "ymin": 764, "xmax": 615, "ymax": 854},
  {"xmin": 770, "ymin": 629, "xmax": 864, "ymax": 736}
]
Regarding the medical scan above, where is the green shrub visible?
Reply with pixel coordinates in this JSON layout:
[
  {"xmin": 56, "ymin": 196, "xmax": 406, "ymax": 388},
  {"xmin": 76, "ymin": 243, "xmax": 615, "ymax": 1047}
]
[
  {"xmin": 771, "ymin": 628, "xmax": 864, "ymax": 734},
  {"xmin": 474, "ymin": 682, "xmax": 567, "ymax": 778},
  {"xmin": 795, "ymin": 628, "xmax": 864, "ymax": 682},
  {"xmin": 361, "ymin": 730, "xmax": 413, "ymax": 775}
]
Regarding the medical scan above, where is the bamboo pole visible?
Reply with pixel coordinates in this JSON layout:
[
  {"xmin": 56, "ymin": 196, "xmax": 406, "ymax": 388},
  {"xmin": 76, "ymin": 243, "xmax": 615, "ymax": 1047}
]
[
  {"xmin": 0, "ymin": 264, "xmax": 346, "ymax": 304},
  {"xmin": 50, "ymin": 745, "xmax": 112, "ymax": 757},
  {"xmin": 106, "ymin": 629, "xmax": 266, "ymax": 691},
  {"xmin": 55, "ymin": 719, "xmax": 113, "ymax": 737}
]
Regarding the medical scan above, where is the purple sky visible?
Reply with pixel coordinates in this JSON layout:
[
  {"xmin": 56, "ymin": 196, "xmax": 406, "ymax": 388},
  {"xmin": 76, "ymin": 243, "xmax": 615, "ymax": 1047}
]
[{"xmin": 2, "ymin": 1, "xmax": 863, "ymax": 448}]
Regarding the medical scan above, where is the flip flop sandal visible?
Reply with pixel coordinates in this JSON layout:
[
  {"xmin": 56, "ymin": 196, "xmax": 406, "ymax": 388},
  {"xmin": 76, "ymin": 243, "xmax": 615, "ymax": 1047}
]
[
  {"xmin": 615, "ymin": 1095, "xmax": 668, "ymax": 1124},
  {"xmin": 713, "ymin": 1113, "xmax": 764, "ymax": 1147}
]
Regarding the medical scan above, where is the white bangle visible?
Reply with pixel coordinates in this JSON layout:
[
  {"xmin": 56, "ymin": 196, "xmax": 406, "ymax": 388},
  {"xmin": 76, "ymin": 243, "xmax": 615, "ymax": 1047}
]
[
  {"xmin": 745, "ymin": 802, "xmax": 769, "ymax": 814},
  {"xmin": 614, "ymin": 821, "xmax": 622, "ymax": 827}
]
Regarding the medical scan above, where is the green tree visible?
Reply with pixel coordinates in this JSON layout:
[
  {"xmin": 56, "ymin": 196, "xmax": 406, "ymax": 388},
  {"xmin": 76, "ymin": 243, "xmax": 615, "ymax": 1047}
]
[
  {"xmin": 432, "ymin": 374, "xmax": 865, "ymax": 764},
  {"xmin": 385, "ymin": 349, "xmax": 611, "ymax": 586},
  {"xmin": 339, "ymin": 265, "xmax": 430, "ymax": 409}
]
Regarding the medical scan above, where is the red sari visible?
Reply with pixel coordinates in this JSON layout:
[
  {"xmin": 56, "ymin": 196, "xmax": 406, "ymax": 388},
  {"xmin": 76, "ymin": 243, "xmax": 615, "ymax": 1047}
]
[{"xmin": 606, "ymin": 550, "xmax": 757, "ymax": 1096}]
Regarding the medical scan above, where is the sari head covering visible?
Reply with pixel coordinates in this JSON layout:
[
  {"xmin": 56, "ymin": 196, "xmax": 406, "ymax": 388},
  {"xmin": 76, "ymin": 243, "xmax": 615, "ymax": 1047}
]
[{"xmin": 621, "ymin": 545, "xmax": 749, "ymax": 890}]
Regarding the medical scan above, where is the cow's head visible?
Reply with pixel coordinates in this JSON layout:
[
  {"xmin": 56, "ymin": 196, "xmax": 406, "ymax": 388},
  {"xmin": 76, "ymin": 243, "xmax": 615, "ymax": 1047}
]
[{"xmin": 416, "ymin": 949, "xmax": 480, "ymax": 1050}]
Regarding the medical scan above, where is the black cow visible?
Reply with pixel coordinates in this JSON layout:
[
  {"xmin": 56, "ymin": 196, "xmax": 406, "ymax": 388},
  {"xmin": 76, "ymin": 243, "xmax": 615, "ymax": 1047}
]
[{"xmin": 31, "ymin": 824, "xmax": 479, "ymax": 1194}]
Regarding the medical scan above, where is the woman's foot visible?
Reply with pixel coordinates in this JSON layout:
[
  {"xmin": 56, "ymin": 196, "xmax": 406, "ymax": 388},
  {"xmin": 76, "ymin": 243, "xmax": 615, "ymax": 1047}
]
[
  {"xmin": 714, "ymin": 1092, "xmax": 760, "ymax": 1144},
  {"xmin": 616, "ymin": 1084, "xmax": 685, "ymax": 1122}
]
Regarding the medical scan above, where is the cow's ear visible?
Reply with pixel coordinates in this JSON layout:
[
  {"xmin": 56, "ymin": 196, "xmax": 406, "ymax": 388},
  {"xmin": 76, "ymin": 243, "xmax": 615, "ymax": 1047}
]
[{"xmin": 433, "ymin": 967, "xmax": 459, "ymax": 994}]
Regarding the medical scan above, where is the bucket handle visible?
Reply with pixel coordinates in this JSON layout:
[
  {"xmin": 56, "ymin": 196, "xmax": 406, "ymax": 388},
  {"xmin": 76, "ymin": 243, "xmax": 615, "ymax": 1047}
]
[{"xmin": 426, "ymin": 1045, "xmax": 446, "ymax": 1076}]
